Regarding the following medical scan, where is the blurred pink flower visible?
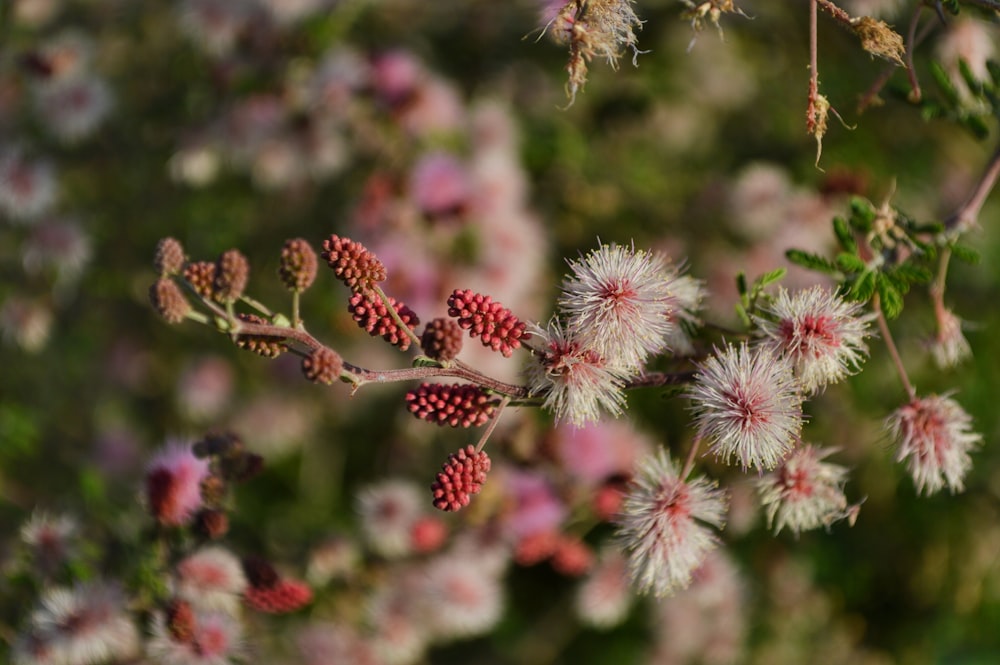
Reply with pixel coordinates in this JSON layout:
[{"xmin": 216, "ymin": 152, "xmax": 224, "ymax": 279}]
[
  {"xmin": 145, "ymin": 442, "xmax": 210, "ymax": 527},
  {"xmin": 500, "ymin": 467, "xmax": 567, "ymax": 540},
  {"xmin": 554, "ymin": 420, "xmax": 651, "ymax": 484}
]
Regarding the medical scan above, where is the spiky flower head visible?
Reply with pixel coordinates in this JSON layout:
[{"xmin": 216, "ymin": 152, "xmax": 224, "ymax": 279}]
[
  {"xmin": 689, "ymin": 342, "xmax": 803, "ymax": 471},
  {"xmin": 420, "ymin": 317, "xmax": 463, "ymax": 362},
  {"xmin": 155, "ymin": 237, "xmax": 186, "ymax": 276},
  {"xmin": 447, "ymin": 288, "xmax": 529, "ymax": 357},
  {"xmin": 430, "ymin": 445, "xmax": 492, "ymax": 511},
  {"xmin": 348, "ymin": 291, "xmax": 419, "ymax": 350},
  {"xmin": 524, "ymin": 320, "xmax": 629, "ymax": 427},
  {"xmin": 406, "ymin": 383, "xmax": 497, "ymax": 428},
  {"xmin": 755, "ymin": 286, "xmax": 874, "ymax": 394},
  {"xmin": 213, "ymin": 249, "xmax": 249, "ymax": 304},
  {"xmin": 558, "ymin": 241, "xmax": 674, "ymax": 370},
  {"xmin": 757, "ymin": 444, "xmax": 854, "ymax": 535},
  {"xmin": 887, "ymin": 394, "xmax": 981, "ymax": 495},
  {"xmin": 321, "ymin": 234, "xmax": 386, "ymax": 293},
  {"xmin": 278, "ymin": 237, "xmax": 318, "ymax": 292},
  {"xmin": 301, "ymin": 347, "xmax": 343, "ymax": 384},
  {"xmin": 616, "ymin": 450, "xmax": 728, "ymax": 597},
  {"xmin": 150, "ymin": 278, "xmax": 191, "ymax": 324}
]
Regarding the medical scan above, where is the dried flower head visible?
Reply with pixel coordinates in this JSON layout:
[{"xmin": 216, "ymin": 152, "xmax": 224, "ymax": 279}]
[
  {"xmin": 430, "ymin": 445, "xmax": 492, "ymax": 511},
  {"xmin": 851, "ymin": 16, "xmax": 905, "ymax": 65},
  {"xmin": 279, "ymin": 237, "xmax": 318, "ymax": 292},
  {"xmin": 150, "ymin": 278, "xmax": 191, "ymax": 324},
  {"xmin": 148, "ymin": 607, "xmax": 243, "ymax": 665},
  {"xmin": 193, "ymin": 508, "xmax": 229, "ymax": 540},
  {"xmin": 559, "ymin": 241, "xmax": 674, "ymax": 370},
  {"xmin": 887, "ymin": 394, "xmax": 982, "ymax": 495},
  {"xmin": 420, "ymin": 317, "xmax": 463, "ymax": 362},
  {"xmin": 524, "ymin": 320, "xmax": 629, "ymax": 427},
  {"xmin": 234, "ymin": 313, "xmax": 286, "ymax": 357},
  {"xmin": 348, "ymin": 291, "xmax": 419, "ymax": 350},
  {"xmin": 302, "ymin": 347, "xmax": 344, "ymax": 384},
  {"xmin": 664, "ymin": 273, "xmax": 707, "ymax": 357},
  {"xmin": 929, "ymin": 306, "xmax": 971, "ymax": 369},
  {"xmin": 616, "ymin": 450, "xmax": 728, "ymax": 597},
  {"xmin": 689, "ymin": 343, "xmax": 803, "ymax": 471},
  {"xmin": 321, "ymin": 234, "xmax": 386, "ymax": 293},
  {"xmin": 213, "ymin": 249, "xmax": 249, "ymax": 303},
  {"xmin": 155, "ymin": 237, "xmax": 186, "ymax": 276},
  {"xmin": 20, "ymin": 511, "xmax": 78, "ymax": 574},
  {"xmin": 406, "ymin": 383, "xmax": 497, "ymax": 428},
  {"xmin": 447, "ymin": 288, "xmax": 529, "ymax": 357},
  {"xmin": 757, "ymin": 445, "xmax": 854, "ymax": 535},
  {"xmin": 755, "ymin": 286, "xmax": 874, "ymax": 394},
  {"xmin": 183, "ymin": 260, "xmax": 216, "ymax": 298}
]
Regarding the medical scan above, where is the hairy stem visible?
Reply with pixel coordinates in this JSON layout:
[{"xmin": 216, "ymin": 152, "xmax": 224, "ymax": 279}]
[{"xmin": 944, "ymin": 142, "xmax": 1000, "ymax": 231}]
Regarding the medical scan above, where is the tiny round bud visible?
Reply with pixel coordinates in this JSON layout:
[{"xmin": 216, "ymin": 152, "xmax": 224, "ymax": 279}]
[
  {"xmin": 150, "ymin": 278, "xmax": 191, "ymax": 324},
  {"xmin": 551, "ymin": 537, "xmax": 594, "ymax": 577},
  {"xmin": 279, "ymin": 238, "xmax": 318, "ymax": 293},
  {"xmin": 320, "ymin": 234, "xmax": 386, "ymax": 293},
  {"xmin": 214, "ymin": 249, "xmax": 249, "ymax": 303},
  {"xmin": 235, "ymin": 313, "xmax": 286, "ymax": 358},
  {"xmin": 199, "ymin": 474, "xmax": 227, "ymax": 507},
  {"xmin": 430, "ymin": 445, "xmax": 491, "ymax": 512},
  {"xmin": 183, "ymin": 261, "xmax": 216, "ymax": 298},
  {"xmin": 421, "ymin": 317, "xmax": 463, "ymax": 362},
  {"xmin": 302, "ymin": 347, "xmax": 344, "ymax": 384},
  {"xmin": 155, "ymin": 237, "xmax": 186, "ymax": 276}
]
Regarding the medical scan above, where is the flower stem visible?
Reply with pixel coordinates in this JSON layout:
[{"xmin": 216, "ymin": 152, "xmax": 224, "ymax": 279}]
[{"xmin": 873, "ymin": 294, "xmax": 916, "ymax": 402}]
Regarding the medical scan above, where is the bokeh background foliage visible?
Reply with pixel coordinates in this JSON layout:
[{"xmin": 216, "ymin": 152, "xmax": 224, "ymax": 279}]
[{"xmin": 2, "ymin": 0, "xmax": 1000, "ymax": 663}]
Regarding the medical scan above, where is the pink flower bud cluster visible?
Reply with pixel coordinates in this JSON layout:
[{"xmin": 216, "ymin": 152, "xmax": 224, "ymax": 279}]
[
  {"xmin": 431, "ymin": 445, "xmax": 491, "ymax": 512},
  {"xmin": 321, "ymin": 234, "xmax": 386, "ymax": 293},
  {"xmin": 447, "ymin": 288, "xmax": 528, "ymax": 357},
  {"xmin": 347, "ymin": 292, "xmax": 419, "ymax": 351},
  {"xmin": 405, "ymin": 383, "xmax": 496, "ymax": 428}
]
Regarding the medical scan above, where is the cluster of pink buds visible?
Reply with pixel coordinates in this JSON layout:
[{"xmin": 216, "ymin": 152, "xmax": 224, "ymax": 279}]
[
  {"xmin": 405, "ymin": 383, "xmax": 497, "ymax": 428},
  {"xmin": 241, "ymin": 556, "xmax": 313, "ymax": 614},
  {"xmin": 430, "ymin": 445, "xmax": 492, "ymax": 511},
  {"xmin": 447, "ymin": 288, "xmax": 529, "ymax": 357}
]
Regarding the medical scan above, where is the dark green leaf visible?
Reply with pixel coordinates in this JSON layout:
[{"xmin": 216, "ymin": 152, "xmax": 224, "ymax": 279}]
[
  {"xmin": 988, "ymin": 60, "xmax": 1000, "ymax": 89},
  {"xmin": 785, "ymin": 249, "xmax": 838, "ymax": 274},
  {"xmin": 849, "ymin": 196, "xmax": 876, "ymax": 230},
  {"xmin": 959, "ymin": 58, "xmax": 983, "ymax": 97},
  {"xmin": 951, "ymin": 244, "xmax": 981, "ymax": 264},
  {"xmin": 876, "ymin": 273, "xmax": 905, "ymax": 319},
  {"xmin": 961, "ymin": 114, "xmax": 990, "ymax": 140},
  {"xmin": 736, "ymin": 271, "xmax": 748, "ymax": 297},
  {"xmin": 833, "ymin": 216, "xmax": 858, "ymax": 253},
  {"xmin": 836, "ymin": 252, "xmax": 866, "ymax": 273},
  {"xmin": 891, "ymin": 263, "xmax": 933, "ymax": 285},
  {"xmin": 757, "ymin": 268, "xmax": 787, "ymax": 287},
  {"xmin": 930, "ymin": 61, "xmax": 961, "ymax": 107},
  {"xmin": 848, "ymin": 269, "xmax": 877, "ymax": 302}
]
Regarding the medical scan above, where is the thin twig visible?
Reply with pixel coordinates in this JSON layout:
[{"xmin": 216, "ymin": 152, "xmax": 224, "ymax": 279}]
[
  {"xmin": 904, "ymin": 4, "xmax": 925, "ymax": 102},
  {"xmin": 872, "ymin": 294, "xmax": 917, "ymax": 402},
  {"xmin": 944, "ymin": 143, "xmax": 1000, "ymax": 231},
  {"xmin": 475, "ymin": 396, "xmax": 511, "ymax": 453},
  {"xmin": 681, "ymin": 433, "xmax": 703, "ymax": 481}
]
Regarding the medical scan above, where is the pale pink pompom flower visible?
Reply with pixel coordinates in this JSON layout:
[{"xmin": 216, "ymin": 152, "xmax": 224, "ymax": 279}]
[
  {"xmin": 17, "ymin": 582, "xmax": 139, "ymax": 665},
  {"xmin": 554, "ymin": 420, "xmax": 651, "ymax": 485},
  {"xmin": 33, "ymin": 75, "xmax": 113, "ymax": 144},
  {"xmin": 755, "ymin": 286, "xmax": 874, "ymax": 394},
  {"xmin": 573, "ymin": 547, "xmax": 633, "ymax": 629},
  {"xmin": 0, "ymin": 148, "xmax": 57, "ymax": 223},
  {"xmin": 419, "ymin": 555, "xmax": 504, "ymax": 640},
  {"xmin": 757, "ymin": 445, "xmax": 857, "ymax": 535},
  {"xmin": 558, "ymin": 242, "xmax": 675, "ymax": 370},
  {"xmin": 929, "ymin": 306, "xmax": 972, "ymax": 369},
  {"xmin": 689, "ymin": 342, "xmax": 803, "ymax": 471},
  {"xmin": 616, "ymin": 450, "xmax": 728, "ymax": 597},
  {"xmin": 409, "ymin": 151, "xmax": 470, "ymax": 218},
  {"xmin": 663, "ymin": 273, "xmax": 707, "ymax": 357},
  {"xmin": 356, "ymin": 480, "xmax": 424, "ymax": 558},
  {"xmin": 175, "ymin": 546, "xmax": 248, "ymax": 613},
  {"xmin": 145, "ymin": 442, "xmax": 210, "ymax": 527},
  {"xmin": 887, "ymin": 394, "xmax": 982, "ymax": 495},
  {"xmin": 524, "ymin": 319, "xmax": 629, "ymax": 427},
  {"xmin": 147, "ymin": 608, "xmax": 243, "ymax": 665}
]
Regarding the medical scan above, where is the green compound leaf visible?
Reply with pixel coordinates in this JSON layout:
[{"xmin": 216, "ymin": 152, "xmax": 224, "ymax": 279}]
[{"xmin": 785, "ymin": 249, "xmax": 838, "ymax": 275}]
